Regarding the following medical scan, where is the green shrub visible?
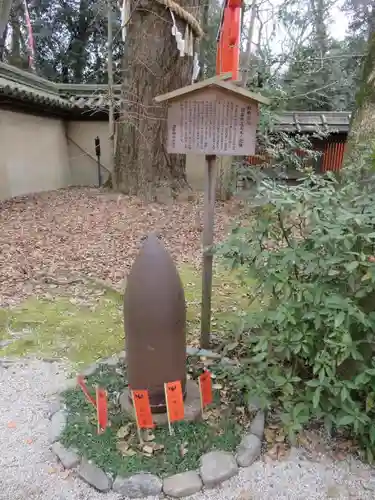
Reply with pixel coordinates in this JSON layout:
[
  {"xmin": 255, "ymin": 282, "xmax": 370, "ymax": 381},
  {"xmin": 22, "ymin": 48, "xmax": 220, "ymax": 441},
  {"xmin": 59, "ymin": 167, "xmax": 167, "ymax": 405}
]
[{"xmin": 218, "ymin": 167, "xmax": 375, "ymax": 461}]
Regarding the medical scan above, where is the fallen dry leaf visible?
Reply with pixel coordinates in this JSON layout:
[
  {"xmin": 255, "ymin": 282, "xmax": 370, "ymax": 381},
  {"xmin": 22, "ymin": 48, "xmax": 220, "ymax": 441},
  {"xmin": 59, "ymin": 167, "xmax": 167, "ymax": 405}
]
[
  {"xmin": 275, "ymin": 433, "xmax": 286, "ymax": 443},
  {"xmin": 264, "ymin": 428, "xmax": 275, "ymax": 443},
  {"xmin": 142, "ymin": 444, "xmax": 154, "ymax": 455},
  {"xmin": 0, "ymin": 188, "xmax": 243, "ymax": 307},
  {"xmin": 117, "ymin": 424, "xmax": 132, "ymax": 440},
  {"xmin": 116, "ymin": 441, "xmax": 130, "ymax": 454},
  {"xmin": 179, "ymin": 442, "xmax": 189, "ymax": 458},
  {"xmin": 298, "ymin": 430, "xmax": 327, "ymax": 455},
  {"xmin": 122, "ymin": 448, "xmax": 137, "ymax": 457},
  {"xmin": 142, "ymin": 430, "xmax": 155, "ymax": 442},
  {"xmin": 266, "ymin": 443, "xmax": 288, "ymax": 461}
]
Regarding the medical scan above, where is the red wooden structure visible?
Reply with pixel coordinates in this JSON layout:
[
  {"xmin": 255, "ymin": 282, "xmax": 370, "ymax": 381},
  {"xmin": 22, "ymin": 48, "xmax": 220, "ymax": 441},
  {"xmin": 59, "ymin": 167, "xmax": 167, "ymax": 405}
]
[
  {"xmin": 247, "ymin": 139, "xmax": 347, "ymax": 173},
  {"xmin": 247, "ymin": 135, "xmax": 347, "ymax": 173},
  {"xmin": 215, "ymin": 7, "xmax": 349, "ymax": 174},
  {"xmin": 216, "ymin": 0, "xmax": 241, "ymax": 81},
  {"xmin": 319, "ymin": 137, "xmax": 346, "ymax": 172}
]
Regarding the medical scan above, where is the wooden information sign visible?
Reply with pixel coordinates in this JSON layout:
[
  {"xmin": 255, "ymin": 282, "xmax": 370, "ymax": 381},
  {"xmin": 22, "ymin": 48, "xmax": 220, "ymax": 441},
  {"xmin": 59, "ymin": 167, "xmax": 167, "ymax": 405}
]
[
  {"xmin": 167, "ymin": 90, "xmax": 258, "ymax": 156},
  {"xmin": 155, "ymin": 75, "xmax": 269, "ymax": 348}
]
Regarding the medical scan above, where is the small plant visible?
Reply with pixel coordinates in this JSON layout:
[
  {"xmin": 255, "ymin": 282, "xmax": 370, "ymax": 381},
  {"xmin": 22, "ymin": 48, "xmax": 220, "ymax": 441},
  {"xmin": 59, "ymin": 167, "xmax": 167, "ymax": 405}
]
[
  {"xmin": 217, "ymin": 152, "xmax": 375, "ymax": 461},
  {"xmin": 60, "ymin": 363, "xmax": 245, "ymax": 478}
]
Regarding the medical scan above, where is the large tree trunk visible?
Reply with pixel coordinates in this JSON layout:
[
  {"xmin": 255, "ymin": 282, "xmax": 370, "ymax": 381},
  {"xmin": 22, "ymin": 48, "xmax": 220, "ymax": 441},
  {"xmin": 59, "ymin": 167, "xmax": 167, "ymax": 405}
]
[
  {"xmin": 343, "ymin": 7, "xmax": 375, "ymax": 172},
  {"xmin": 8, "ymin": 4, "xmax": 23, "ymax": 68},
  {"xmin": 114, "ymin": 0, "xmax": 201, "ymax": 200},
  {"xmin": 0, "ymin": 0, "xmax": 12, "ymax": 48}
]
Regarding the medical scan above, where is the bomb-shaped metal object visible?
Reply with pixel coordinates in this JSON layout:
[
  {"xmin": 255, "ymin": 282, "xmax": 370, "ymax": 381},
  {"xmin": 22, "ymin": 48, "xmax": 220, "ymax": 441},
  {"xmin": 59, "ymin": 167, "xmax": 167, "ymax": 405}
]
[{"xmin": 124, "ymin": 233, "xmax": 187, "ymax": 413}]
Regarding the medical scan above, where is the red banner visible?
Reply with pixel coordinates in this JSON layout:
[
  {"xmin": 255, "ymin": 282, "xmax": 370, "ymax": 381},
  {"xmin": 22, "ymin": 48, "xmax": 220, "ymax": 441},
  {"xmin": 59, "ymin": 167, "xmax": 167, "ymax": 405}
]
[
  {"xmin": 164, "ymin": 381, "xmax": 184, "ymax": 422},
  {"xmin": 77, "ymin": 375, "xmax": 96, "ymax": 407},
  {"xmin": 131, "ymin": 390, "xmax": 154, "ymax": 429},
  {"xmin": 199, "ymin": 370, "xmax": 213, "ymax": 408}
]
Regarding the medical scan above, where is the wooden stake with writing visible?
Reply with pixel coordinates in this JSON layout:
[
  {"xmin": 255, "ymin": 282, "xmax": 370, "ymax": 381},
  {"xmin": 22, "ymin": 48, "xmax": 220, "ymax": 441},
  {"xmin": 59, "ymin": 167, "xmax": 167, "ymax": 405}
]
[
  {"xmin": 96, "ymin": 386, "xmax": 108, "ymax": 434},
  {"xmin": 198, "ymin": 370, "xmax": 213, "ymax": 417},
  {"xmin": 164, "ymin": 381, "xmax": 184, "ymax": 436},
  {"xmin": 200, "ymin": 154, "xmax": 217, "ymax": 349},
  {"xmin": 131, "ymin": 390, "xmax": 144, "ymax": 444},
  {"xmin": 131, "ymin": 389, "xmax": 154, "ymax": 444},
  {"xmin": 164, "ymin": 383, "xmax": 174, "ymax": 435}
]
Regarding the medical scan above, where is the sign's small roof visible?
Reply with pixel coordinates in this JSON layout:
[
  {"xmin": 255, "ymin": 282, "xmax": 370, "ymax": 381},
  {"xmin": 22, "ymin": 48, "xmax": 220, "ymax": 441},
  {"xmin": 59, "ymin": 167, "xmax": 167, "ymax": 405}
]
[{"xmin": 154, "ymin": 74, "xmax": 270, "ymax": 106}]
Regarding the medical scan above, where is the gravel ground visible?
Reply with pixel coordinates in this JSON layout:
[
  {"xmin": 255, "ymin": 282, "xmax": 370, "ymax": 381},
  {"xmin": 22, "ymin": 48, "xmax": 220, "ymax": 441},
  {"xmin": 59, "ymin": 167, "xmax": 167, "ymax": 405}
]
[{"xmin": 1, "ymin": 358, "xmax": 375, "ymax": 500}]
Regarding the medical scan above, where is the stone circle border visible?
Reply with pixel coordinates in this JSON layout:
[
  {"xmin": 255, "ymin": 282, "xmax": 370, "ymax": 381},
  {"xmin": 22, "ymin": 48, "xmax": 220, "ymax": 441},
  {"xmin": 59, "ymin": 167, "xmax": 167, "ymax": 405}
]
[{"xmin": 49, "ymin": 347, "xmax": 265, "ymax": 498}]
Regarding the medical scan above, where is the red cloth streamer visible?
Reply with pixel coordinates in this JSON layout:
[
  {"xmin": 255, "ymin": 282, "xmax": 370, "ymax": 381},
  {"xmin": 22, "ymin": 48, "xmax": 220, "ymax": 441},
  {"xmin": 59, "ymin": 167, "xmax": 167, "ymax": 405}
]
[
  {"xmin": 216, "ymin": 0, "xmax": 241, "ymax": 80},
  {"xmin": 77, "ymin": 375, "xmax": 96, "ymax": 407}
]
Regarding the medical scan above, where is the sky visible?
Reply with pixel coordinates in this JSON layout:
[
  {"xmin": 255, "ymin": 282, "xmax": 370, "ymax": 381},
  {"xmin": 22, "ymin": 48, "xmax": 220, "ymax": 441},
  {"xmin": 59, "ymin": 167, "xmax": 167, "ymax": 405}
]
[
  {"xmin": 247, "ymin": 0, "xmax": 350, "ymax": 57},
  {"xmin": 330, "ymin": 0, "xmax": 349, "ymax": 40}
]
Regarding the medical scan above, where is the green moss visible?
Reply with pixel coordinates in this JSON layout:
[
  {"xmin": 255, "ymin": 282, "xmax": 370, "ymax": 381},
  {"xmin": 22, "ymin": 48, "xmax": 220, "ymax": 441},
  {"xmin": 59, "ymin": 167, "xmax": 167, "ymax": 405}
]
[
  {"xmin": 0, "ymin": 291, "xmax": 123, "ymax": 366},
  {"xmin": 61, "ymin": 365, "xmax": 242, "ymax": 478},
  {"xmin": 0, "ymin": 263, "xmax": 256, "ymax": 364},
  {"xmin": 0, "ymin": 309, "xmax": 10, "ymax": 340},
  {"xmin": 181, "ymin": 263, "xmax": 257, "ymax": 339}
]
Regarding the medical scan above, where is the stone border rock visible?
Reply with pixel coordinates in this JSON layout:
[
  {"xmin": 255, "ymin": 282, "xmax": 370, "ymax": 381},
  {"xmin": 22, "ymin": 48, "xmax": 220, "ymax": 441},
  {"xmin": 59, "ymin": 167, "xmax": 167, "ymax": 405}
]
[{"xmin": 49, "ymin": 347, "xmax": 265, "ymax": 498}]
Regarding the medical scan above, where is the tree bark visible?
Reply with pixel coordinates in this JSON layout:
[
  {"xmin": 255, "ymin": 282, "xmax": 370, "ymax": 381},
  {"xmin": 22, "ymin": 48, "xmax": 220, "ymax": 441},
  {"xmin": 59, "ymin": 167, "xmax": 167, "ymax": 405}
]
[
  {"xmin": 0, "ymin": 22, "xmax": 8, "ymax": 60},
  {"xmin": 0, "ymin": 0, "xmax": 12, "ymax": 47},
  {"xmin": 343, "ymin": 7, "xmax": 375, "ymax": 173},
  {"xmin": 8, "ymin": 5, "xmax": 23, "ymax": 68},
  {"xmin": 309, "ymin": 0, "xmax": 328, "ymax": 55},
  {"xmin": 114, "ymin": 0, "xmax": 201, "ymax": 200}
]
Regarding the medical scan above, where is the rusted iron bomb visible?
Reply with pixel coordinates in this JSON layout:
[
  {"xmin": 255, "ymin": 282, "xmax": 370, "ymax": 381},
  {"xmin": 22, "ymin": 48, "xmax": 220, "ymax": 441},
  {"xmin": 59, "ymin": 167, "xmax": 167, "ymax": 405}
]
[{"xmin": 124, "ymin": 233, "xmax": 187, "ymax": 413}]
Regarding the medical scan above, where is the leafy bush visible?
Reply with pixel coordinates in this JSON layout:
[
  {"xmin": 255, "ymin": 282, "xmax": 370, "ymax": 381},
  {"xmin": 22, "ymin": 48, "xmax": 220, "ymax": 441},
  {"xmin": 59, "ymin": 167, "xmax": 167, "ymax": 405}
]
[
  {"xmin": 236, "ymin": 107, "xmax": 324, "ymax": 191},
  {"xmin": 217, "ymin": 166, "xmax": 375, "ymax": 461}
]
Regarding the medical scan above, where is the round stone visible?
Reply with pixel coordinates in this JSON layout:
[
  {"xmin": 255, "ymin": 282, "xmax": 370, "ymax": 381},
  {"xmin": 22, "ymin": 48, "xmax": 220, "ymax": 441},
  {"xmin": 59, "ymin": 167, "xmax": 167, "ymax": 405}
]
[
  {"xmin": 163, "ymin": 470, "xmax": 203, "ymax": 497},
  {"xmin": 200, "ymin": 450, "xmax": 238, "ymax": 488}
]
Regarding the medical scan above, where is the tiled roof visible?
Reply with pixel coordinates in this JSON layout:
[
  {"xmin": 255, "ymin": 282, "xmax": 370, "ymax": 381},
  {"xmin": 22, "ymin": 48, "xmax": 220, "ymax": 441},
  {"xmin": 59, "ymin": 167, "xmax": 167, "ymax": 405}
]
[
  {"xmin": 273, "ymin": 111, "xmax": 351, "ymax": 133},
  {"xmin": 0, "ymin": 64, "xmax": 72, "ymax": 109},
  {"xmin": 62, "ymin": 93, "xmax": 122, "ymax": 110},
  {"xmin": 0, "ymin": 62, "xmax": 121, "ymax": 113},
  {"xmin": 0, "ymin": 63, "xmax": 352, "ymax": 131}
]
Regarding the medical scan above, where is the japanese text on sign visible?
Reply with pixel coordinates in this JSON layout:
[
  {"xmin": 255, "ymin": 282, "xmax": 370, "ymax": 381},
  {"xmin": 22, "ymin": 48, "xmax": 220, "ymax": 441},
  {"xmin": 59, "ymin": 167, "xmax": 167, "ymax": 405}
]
[
  {"xmin": 166, "ymin": 91, "xmax": 258, "ymax": 156},
  {"xmin": 165, "ymin": 381, "xmax": 184, "ymax": 422},
  {"xmin": 131, "ymin": 390, "xmax": 154, "ymax": 429}
]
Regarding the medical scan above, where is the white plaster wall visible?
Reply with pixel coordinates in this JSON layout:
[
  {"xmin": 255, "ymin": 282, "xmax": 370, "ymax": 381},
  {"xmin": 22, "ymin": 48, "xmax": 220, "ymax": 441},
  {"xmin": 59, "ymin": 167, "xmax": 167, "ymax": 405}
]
[
  {"xmin": 0, "ymin": 109, "xmax": 71, "ymax": 200},
  {"xmin": 66, "ymin": 121, "xmax": 111, "ymax": 186}
]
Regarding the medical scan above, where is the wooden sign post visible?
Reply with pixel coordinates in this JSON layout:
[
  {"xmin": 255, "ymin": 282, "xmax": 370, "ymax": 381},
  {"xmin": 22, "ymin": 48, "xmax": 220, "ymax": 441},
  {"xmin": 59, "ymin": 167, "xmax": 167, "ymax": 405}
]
[
  {"xmin": 201, "ymin": 154, "xmax": 217, "ymax": 348},
  {"xmin": 155, "ymin": 75, "xmax": 269, "ymax": 349}
]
